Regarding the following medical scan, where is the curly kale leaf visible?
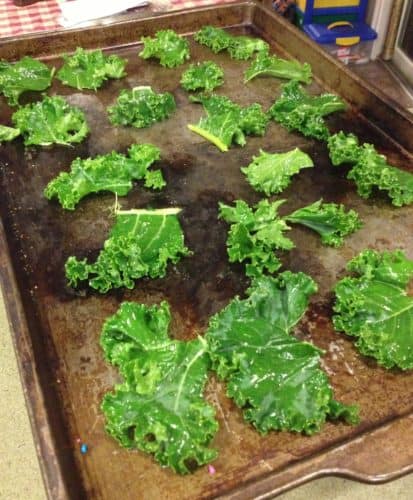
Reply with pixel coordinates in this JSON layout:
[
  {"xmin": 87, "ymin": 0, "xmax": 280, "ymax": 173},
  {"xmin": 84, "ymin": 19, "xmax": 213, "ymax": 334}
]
[
  {"xmin": 269, "ymin": 80, "xmax": 345, "ymax": 140},
  {"xmin": 227, "ymin": 36, "xmax": 269, "ymax": 60},
  {"xmin": 194, "ymin": 26, "xmax": 233, "ymax": 53},
  {"xmin": 11, "ymin": 95, "xmax": 89, "ymax": 146},
  {"xmin": 0, "ymin": 56, "xmax": 54, "ymax": 106},
  {"xmin": 139, "ymin": 29, "xmax": 190, "ymax": 68},
  {"xmin": 333, "ymin": 249, "xmax": 413, "ymax": 370},
  {"xmin": 286, "ymin": 199, "xmax": 362, "ymax": 247},
  {"xmin": 327, "ymin": 131, "xmax": 362, "ymax": 166},
  {"xmin": 101, "ymin": 301, "xmax": 218, "ymax": 473},
  {"xmin": 108, "ymin": 86, "xmax": 176, "ymax": 128},
  {"xmin": 241, "ymin": 148, "xmax": 314, "ymax": 195},
  {"xmin": 206, "ymin": 272, "xmax": 359, "ymax": 434},
  {"xmin": 194, "ymin": 26, "xmax": 268, "ymax": 60},
  {"xmin": 187, "ymin": 94, "xmax": 269, "ymax": 152},
  {"xmin": 0, "ymin": 124, "xmax": 21, "ymax": 143},
  {"xmin": 244, "ymin": 51, "xmax": 312, "ymax": 83},
  {"xmin": 219, "ymin": 199, "xmax": 293, "ymax": 277},
  {"xmin": 65, "ymin": 208, "xmax": 190, "ymax": 293},
  {"xmin": 180, "ymin": 61, "xmax": 224, "ymax": 92},
  {"xmin": 328, "ymin": 132, "xmax": 413, "ymax": 206},
  {"xmin": 44, "ymin": 144, "xmax": 163, "ymax": 210},
  {"xmin": 56, "ymin": 48, "xmax": 126, "ymax": 90}
]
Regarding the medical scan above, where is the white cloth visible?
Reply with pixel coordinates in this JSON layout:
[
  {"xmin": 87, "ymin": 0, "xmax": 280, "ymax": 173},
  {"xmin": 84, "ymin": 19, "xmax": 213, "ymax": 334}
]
[{"xmin": 59, "ymin": 0, "xmax": 149, "ymax": 28}]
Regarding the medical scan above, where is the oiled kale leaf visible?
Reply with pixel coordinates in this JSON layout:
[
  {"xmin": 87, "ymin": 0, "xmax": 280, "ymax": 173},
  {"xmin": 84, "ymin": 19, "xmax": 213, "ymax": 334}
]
[
  {"xmin": 194, "ymin": 26, "xmax": 268, "ymax": 60},
  {"xmin": 286, "ymin": 199, "xmax": 362, "ymax": 247},
  {"xmin": 334, "ymin": 249, "xmax": 413, "ymax": 369},
  {"xmin": 180, "ymin": 61, "xmax": 224, "ymax": 92},
  {"xmin": 139, "ymin": 29, "xmax": 190, "ymax": 68},
  {"xmin": 0, "ymin": 56, "xmax": 54, "ymax": 106},
  {"xmin": 244, "ymin": 51, "xmax": 312, "ymax": 83},
  {"xmin": 328, "ymin": 131, "xmax": 413, "ymax": 207},
  {"xmin": 187, "ymin": 94, "xmax": 269, "ymax": 152},
  {"xmin": 44, "ymin": 144, "xmax": 163, "ymax": 210},
  {"xmin": 56, "ymin": 48, "xmax": 126, "ymax": 90},
  {"xmin": 11, "ymin": 95, "xmax": 89, "ymax": 146},
  {"xmin": 101, "ymin": 301, "xmax": 218, "ymax": 473},
  {"xmin": 206, "ymin": 272, "xmax": 359, "ymax": 434},
  {"xmin": 65, "ymin": 208, "xmax": 190, "ymax": 293},
  {"xmin": 219, "ymin": 199, "xmax": 293, "ymax": 277},
  {"xmin": 269, "ymin": 80, "xmax": 345, "ymax": 140},
  {"xmin": 241, "ymin": 148, "xmax": 314, "ymax": 195},
  {"xmin": 108, "ymin": 86, "xmax": 176, "ymax": 128}
]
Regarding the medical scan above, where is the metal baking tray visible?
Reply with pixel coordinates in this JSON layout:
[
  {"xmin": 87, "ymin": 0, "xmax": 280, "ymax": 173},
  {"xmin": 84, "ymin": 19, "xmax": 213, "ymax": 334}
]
[{"xmin": 1, "ymin": 2, "xmax": 413, "ymax": 498}]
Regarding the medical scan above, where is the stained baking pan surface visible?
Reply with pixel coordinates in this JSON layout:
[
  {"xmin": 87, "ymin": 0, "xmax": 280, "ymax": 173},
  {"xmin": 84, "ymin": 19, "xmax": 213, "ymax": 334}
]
[{"xmin": 0, "ymin": 2, "xmax": 413, "ymax": 499}]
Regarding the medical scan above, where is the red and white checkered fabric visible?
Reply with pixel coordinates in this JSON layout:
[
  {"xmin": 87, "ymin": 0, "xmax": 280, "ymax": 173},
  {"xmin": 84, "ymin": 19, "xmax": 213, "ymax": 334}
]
[
  {"xmin": 0, "ymin": 0, "xmax": 236, "ymax": 39},
  {"xmin": 0, "ymin": 0, "xmax": 62, "ymax": 38}
]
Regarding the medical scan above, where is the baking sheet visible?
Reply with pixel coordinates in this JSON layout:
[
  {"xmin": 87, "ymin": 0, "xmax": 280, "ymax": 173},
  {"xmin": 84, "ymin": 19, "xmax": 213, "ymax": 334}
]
[{"xmin": 1, "ymin": 2, "xmax": 413, "ymax": 498}]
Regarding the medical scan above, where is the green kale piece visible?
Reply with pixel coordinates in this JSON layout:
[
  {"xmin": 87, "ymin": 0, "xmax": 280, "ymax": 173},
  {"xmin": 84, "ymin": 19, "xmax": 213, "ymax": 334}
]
[
  {"xmin": 11, "ymin": 95, "xmax": 89, "ymax": 146},
  {"xmin": 269, "ymin": 80, "xmax": 346, "ymax": 140},
  {"xmin": 227, "ymin": 35, "xmax": 269, "ymax": 60},
  {"xmin": 218, "ymin": 199, "xmax": 293, "ymax": 277},
  {"xmin": 0, "ymin": 124, "xmax": 20, "ymax": 143},
  {"xmin": 194, "ymin": 26, "xmax": 268, "ymax": 60},
  {"xmin": 241, "ymin": 148, "xmax": 314, "ymax": 195},
  {"xmin": 139, "ymin": 29, "xmax": 190, "ymax": 68},
  {"xmin": 194, "ymin": 26, "xmax": 233, "ymax": 53},
  {"xmin": 206, "ymin": 272, "xmax": 359, "ymax": 434},
  {"xmin": 328, "ymin": 132, "xmax": 413, "ymax": 206},
  {"xmin": 108, "ymin": 86, "xmax": 176, "ymax": 128},
  {"xmin": 65, "ymin": 208, "xmax": 190, "ymax": 293},
  {"xmin": 187, "ymin": 94, "xmax": 269, "ymax": 152},
  {"xmin": 44, "ymin": 144, "xmax": 163, "ymax": 210},
  {"xmin": 285, "ymin": 199, "xmax": 362, "ymax": 247},
  {"xmin": 56, "ymin": 48, "xmax": 126, "ymax": 90},
  {"xmin": 101, "ymin": 301, "xmax": 218, "ymax": 473},
  {"xmin": 327, "ymin": 131, "xmax": 362, "ymax": 166},
  {"xmin": 180, "ymin": 61, "xmax": 224, "ymax": 92},
  {"xmin": 0, "ymin": 56, "xmax": 54, "ymax": 106},
  {"xmin": 244, "ymin": 51, "xmax": 312, "ymax": 83},
  {"xmin": 333, "ymin": 249, "xmax": 413, "ymax": 369}
]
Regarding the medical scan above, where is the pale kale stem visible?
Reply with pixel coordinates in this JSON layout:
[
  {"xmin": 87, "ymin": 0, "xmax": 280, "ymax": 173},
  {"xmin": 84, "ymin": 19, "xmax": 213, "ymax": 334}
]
[{"xmin": 116, "ymin": 207, "xmax": 182, "ymax": 216}]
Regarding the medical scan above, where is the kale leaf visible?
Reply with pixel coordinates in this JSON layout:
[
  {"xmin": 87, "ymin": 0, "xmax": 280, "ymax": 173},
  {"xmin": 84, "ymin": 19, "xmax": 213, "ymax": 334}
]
[
  {"xmin": 227, "ymin": 36, "xmax": 269, "ymax": 60},
  {"xmin": 44, "ymin": 144, "xmax": 163, "ymax": 210},
  {"xmin": 206, "ymin": 272, "xmax": 359, "ymax": 434},
  {"xmin": 241, "ymin": 148, "xmax": 314, "ymax": 195},
  {"xmin": 194, "ymin": 26, "xmax": 268, "ymax": 60},
  {"xmin": 285, "ymin": 199, "xmax": 362, "ymax": 247},
  {"xmin": 0, "ymin": 124, "xmax": 21, "ymax": 142},
  {"xmin": 194, "ymin": 26, "xmax": 232, "ymax": 53},
  {"xmin": 219, "ymin": 199, "xmax": 293, "ymax": 277},
  {"xmin": 187, "ymin": 94, "xmax": 269, "ymax": 152},
  {"xmin": 65, "ymin": 208, "xmax": 190, "ymax": 293},
  {"xmin": 328, "ymin": 132, "xmax": 413, "ymax": 207},
  {"xmin": 180, "ymin": 61, "xmax": 224, "ymax": 92},
  {"xmin": 333, "ymin": 249, "xmax": 413, "ymax": 369},
  {"xmin": 139, "ymin": 29, "xmax": 190, "ymax": 68},
  {"xmin": 244, "ymin": 51, "xmax": 312, "ymax": 83},
  {"xmin": 269, "ymin": 80, "xmax": 345, "ymax": 140},
  {"xmin": 108, "ymin": 86, "xmax": 176, "ymax": 128},
  {"xmin": 0, "ymin": 56, "xmax": 54, "ymax": 106},
  {"xmin": 101, "ymin": 301, "xmax": 218, "ymax": 473},
  {"xmin": 12, "ymin": 95, "xmax": 89, "ymax": 146},
  {"xmin": 56, "ymin": 48, "xmax": 126, "ymax": 90}
]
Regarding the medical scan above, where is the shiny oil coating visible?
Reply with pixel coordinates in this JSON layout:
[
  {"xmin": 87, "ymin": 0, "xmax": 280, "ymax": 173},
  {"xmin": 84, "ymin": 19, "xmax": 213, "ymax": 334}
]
[{"xmin": 0, "ymin": 3, "xmax": 413, "ymax": 499}]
